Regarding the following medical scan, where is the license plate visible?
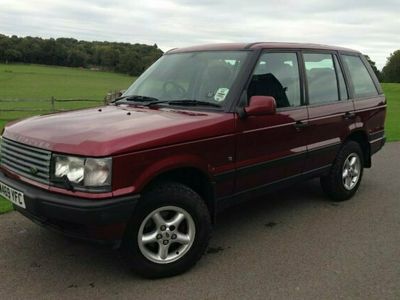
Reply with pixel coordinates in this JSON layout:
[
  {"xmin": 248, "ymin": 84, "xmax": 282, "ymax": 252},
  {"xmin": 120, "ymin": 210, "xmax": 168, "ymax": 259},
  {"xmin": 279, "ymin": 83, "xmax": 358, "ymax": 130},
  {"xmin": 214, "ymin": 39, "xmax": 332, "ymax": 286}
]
[{"xmin": 0, "ymin": 181, "xmax": 26, "ymax": 209}]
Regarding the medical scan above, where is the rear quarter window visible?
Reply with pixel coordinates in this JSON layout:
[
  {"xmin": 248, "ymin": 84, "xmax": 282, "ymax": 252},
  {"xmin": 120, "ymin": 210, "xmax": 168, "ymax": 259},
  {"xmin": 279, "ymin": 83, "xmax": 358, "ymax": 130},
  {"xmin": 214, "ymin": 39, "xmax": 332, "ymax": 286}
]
[{"xmin": 342, "ymin": 55, "xmax": 378, "ymax": 99}]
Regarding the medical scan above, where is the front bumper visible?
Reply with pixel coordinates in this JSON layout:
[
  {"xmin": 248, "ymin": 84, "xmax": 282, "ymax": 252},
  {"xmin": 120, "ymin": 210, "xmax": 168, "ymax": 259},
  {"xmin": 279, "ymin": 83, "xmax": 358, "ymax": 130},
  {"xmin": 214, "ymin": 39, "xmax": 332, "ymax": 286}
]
[{"xmin": 0, "ymin": 171, "xmax": 139, "ymax": 242}]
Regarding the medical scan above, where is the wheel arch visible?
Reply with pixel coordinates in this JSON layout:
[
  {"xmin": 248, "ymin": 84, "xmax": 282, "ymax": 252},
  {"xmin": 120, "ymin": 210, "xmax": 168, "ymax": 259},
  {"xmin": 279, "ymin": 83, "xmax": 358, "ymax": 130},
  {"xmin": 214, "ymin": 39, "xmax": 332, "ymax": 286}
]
[
  {"xmin": 141, "ymin": 167, "xmax": 217, "ymax": 223},
  {"xmin": 345, "ymin": 130, "xmax": 371, "ymax": 168}
]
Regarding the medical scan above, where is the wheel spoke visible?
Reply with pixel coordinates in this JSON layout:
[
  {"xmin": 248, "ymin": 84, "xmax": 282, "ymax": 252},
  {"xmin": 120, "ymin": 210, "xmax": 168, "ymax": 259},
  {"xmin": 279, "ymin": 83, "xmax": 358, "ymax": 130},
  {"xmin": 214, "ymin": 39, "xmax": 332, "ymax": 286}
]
[
  {"xmin": 138, "ymin": 205, "xmax": 196, "ymax": 264},
  {"xmin": 175, "ymin": 233, "xmax": 191, "ymax": 245},
  {"xmin": 152, "ymin": 212, "xmax": 166, "ymax": 228},
  {"xmin": 342, "ymin": 169, "xmax": 349, "ymax": 179},
  {"xmin": 346, "ymin": 176, "xmax": 352, "ymax": 188},
  {"xmin": 158, "ymin": 244, "xmax": 170, "ymax": 260},
  {"xmin": 349, "ymin": 156, "xmax": 357, "ymax": 167},
  {"xmin": 167, "ymin": 212, "xmax": 185, "ymax": 227},
  {"xmin": 141, "ymin": 231, "xmax": 158, "ymax": 244},
  {"xmin": 353, "ymin": 168, "xmax": 359, "ymax": 176}
]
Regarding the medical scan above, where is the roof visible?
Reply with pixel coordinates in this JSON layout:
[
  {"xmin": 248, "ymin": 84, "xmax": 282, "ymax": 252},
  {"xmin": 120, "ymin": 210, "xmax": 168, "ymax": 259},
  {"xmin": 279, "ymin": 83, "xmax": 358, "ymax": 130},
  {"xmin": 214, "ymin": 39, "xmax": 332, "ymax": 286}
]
[{"xmin": 167, "ymin": 42, "xmax": 360, "ymax": 54}]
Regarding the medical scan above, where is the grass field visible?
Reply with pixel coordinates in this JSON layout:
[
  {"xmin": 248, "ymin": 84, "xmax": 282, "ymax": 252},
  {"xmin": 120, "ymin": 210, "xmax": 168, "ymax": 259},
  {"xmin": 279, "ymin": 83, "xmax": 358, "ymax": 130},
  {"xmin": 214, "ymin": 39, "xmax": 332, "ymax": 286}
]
[
  {"xmin": 382, "ymin": 83, "xmax": 400, "ymax": 142},
  {"xmin": 0, "ymin": 63, "xmax": 135, "ymax": 121},
  {"xmin": 0, "ymin": 64, "xmax": 399, "ymax": 214}
]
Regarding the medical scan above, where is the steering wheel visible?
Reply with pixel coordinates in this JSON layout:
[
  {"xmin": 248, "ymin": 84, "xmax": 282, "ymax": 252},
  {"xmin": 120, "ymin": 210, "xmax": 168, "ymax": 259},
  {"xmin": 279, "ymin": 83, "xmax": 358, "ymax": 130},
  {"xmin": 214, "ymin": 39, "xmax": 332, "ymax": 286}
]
[{"xmin": 162, "ymin": 81, "xmax": 186, "ymax": 99}]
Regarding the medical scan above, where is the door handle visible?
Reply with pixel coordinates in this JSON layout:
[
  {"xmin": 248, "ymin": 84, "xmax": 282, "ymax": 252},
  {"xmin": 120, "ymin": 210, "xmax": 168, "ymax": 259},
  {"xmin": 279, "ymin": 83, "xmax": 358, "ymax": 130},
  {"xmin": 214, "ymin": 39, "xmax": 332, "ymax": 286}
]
[
  {"xmin": 343, "ymin": 112, "xmax": 356, "ymax": 120},
  {"xmin": 294, "ymin": 120, "xmax": 309, "ymax": 130}
]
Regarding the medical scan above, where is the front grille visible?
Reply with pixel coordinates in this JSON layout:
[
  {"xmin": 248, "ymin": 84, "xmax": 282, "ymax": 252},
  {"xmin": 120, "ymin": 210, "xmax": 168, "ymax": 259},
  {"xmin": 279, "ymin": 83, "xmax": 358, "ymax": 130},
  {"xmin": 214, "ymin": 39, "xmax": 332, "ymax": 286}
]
[{"xmin": 0, "ymin": 137, "xmax": 51, "ymax": 184}]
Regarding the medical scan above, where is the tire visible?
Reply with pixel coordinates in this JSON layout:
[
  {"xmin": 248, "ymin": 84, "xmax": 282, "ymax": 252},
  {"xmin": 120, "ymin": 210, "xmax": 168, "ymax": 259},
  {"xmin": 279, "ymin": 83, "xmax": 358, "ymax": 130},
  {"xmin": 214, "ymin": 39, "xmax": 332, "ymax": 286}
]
[
  {"xmin": 122, "ymin": 182, "xmax": 212, "ymax": 278},
  {"xmin": 320, "ymin": 141, "xmax": 364, "ymax": 201}
]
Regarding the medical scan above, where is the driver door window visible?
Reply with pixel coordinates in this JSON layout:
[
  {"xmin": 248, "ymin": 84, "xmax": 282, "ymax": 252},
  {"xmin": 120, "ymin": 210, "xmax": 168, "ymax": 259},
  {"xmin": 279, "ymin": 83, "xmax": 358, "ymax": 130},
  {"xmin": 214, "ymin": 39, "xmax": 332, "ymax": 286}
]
[{"xmin": 248, "ymin": 52, "xmax": 301, "ymax": 108}]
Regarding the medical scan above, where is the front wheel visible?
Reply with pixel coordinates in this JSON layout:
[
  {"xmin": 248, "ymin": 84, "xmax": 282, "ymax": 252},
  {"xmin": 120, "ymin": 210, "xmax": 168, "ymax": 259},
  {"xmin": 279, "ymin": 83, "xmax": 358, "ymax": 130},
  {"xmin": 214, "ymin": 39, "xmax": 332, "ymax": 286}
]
[
  {"xmin": 122, "ymin": 182, "xmax": 212, "ymax": 278},
  {"xmin": 320, "ymin": 141, "xmax": 364, "ymax": 201}
]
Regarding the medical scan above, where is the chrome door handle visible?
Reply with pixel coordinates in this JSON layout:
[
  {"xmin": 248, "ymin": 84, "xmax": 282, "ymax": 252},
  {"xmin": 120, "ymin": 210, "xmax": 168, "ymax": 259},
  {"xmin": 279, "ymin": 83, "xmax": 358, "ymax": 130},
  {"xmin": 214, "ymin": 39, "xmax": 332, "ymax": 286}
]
[
  {"xmin": 294, "ymin": 120, "xmax": 309, "ymax": 130},
  {"xmin": 343, "ymin": 112, "xmax": 356, "ymax": 120}
]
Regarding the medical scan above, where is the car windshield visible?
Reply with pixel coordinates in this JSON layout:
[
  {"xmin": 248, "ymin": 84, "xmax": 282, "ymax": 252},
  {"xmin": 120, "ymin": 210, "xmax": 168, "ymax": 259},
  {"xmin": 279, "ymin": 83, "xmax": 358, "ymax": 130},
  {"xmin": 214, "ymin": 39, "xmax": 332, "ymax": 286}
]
[{"xmin": 121, "ymin": 51, "xmax": 250, "ymax": 107}]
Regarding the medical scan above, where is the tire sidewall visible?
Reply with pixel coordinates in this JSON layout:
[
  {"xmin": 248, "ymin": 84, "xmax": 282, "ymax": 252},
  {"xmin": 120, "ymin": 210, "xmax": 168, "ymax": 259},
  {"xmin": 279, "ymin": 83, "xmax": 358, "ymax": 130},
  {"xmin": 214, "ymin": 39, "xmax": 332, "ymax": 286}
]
[
  {"xmin": 335, "ymin": 142, "xmax": 364, "ymax": 198},
  {"xmin": 123, "ymin": 183, "xmax": 211, "ymax": 278}
]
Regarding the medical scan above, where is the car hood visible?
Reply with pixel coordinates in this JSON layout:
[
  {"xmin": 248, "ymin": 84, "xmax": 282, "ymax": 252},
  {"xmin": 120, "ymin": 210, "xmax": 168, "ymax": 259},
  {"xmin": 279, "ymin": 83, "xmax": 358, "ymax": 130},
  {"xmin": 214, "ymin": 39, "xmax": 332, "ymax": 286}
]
[{"xmin": 3, "ymin": 105, "xmax": 235, "ymax": 156}]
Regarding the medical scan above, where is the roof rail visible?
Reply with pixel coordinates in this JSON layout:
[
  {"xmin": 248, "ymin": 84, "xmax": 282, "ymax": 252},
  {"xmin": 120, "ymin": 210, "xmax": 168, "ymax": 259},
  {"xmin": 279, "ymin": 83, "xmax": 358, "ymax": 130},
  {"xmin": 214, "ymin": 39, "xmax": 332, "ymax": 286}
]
[
  {"xmin": 244, "ymin": 42, "xmax": 263, "ymax": 49},
  {"xmin": 165, "ymin": 48, "xmax": 177, "ymax": 54}
]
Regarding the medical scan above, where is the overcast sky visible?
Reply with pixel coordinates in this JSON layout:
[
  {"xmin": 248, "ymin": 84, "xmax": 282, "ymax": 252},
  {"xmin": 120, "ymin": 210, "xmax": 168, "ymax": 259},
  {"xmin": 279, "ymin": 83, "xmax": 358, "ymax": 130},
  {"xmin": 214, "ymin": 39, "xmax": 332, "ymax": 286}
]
[{"xmin": 0, "ymin": 0, "xmax": 398, "ymax": 69}]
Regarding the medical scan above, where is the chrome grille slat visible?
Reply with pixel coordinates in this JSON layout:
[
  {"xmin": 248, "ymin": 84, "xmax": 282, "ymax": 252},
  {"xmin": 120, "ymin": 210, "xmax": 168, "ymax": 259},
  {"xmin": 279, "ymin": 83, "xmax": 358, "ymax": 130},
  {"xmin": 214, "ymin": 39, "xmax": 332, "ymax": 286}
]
[
  {"xmin": 0, "ymin": 137, "xmax": 51, "ymax": 184},
  {"xmin": 2, "ymin": 156, "xmax": 49, "ymax": 173},
  {"xmin": 2, "ymin": 143, "xmax": 51, "ymax": 160},
  {"xmin": 1, "ymin": 151, "xmax": 49, "ymax": 168},
  {"xmin": 1, "ymin": 163, "xmax": 49, "ymax": 184},
  {"xmin": 3, "ymin": 138, "xmax": 51, "ymax": 155},
  {"xmin": 2, "ymin": 160, "xmax": 49, "ymax": 179}
]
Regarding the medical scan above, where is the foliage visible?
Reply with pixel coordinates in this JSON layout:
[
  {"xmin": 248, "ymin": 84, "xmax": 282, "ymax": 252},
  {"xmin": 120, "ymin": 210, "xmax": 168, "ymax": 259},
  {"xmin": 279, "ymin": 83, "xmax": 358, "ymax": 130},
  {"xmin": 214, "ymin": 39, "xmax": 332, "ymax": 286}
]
[
  {"xmin": 0, "ymin": 34, "xmax": 163, "ymax": 76},
  {"xmin": 364, "ymin": 55, "xmax": 382, "ymax": 81},
  {"xmin": 382, "ymin": 50, "xmax": 400, "ymax": 83}
]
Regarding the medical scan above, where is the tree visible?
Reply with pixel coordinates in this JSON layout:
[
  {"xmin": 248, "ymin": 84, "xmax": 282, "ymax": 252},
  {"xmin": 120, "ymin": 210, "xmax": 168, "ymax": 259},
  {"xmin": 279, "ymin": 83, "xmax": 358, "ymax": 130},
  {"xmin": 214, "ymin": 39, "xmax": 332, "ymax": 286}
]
[
  {"xmin": 364, "ymin": 55, "xmax": 382, "ymax": 81},
  {"xmin": 382, "ymin": 50, "xmax": 400, "ymax": 83},
  {"xmin": 0, "ymin": 33, "xmax": 163, "ymax": 75},
  {"xmin": 4, "ymin": 49, "xmax": 22, "ymax": 62}
]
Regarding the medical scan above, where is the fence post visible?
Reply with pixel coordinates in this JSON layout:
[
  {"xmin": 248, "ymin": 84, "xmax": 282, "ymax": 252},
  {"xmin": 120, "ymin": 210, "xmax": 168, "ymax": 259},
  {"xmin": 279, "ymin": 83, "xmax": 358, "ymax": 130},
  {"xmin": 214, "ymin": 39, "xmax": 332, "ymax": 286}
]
[{"xmin": 51, "ymin": 96, "xmax": 55, "ymax": 112}]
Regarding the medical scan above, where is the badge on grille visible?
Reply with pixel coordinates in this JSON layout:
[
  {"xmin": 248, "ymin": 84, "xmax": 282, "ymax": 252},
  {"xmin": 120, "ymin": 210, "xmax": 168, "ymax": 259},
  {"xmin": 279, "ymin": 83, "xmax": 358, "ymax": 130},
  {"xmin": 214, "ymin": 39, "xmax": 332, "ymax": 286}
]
[{"xmin": 30, "ymin": 166, "xmax": 38, "ymax": 175}]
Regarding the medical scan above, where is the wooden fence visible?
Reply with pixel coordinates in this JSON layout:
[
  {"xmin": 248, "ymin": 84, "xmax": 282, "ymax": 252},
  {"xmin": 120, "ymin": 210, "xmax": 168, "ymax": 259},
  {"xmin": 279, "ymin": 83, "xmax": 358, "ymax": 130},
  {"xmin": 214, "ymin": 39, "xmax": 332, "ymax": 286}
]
[{"xmin": 0, "ymin": 91, "xmax": 120, "ymax": 122}]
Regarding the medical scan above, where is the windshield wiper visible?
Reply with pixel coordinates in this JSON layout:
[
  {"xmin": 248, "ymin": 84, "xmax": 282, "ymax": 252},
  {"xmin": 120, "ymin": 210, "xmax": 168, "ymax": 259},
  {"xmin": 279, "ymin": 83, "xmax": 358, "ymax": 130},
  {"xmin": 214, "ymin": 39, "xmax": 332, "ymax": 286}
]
[
  {"xmin": 125, "ymin": 95, "xmax": 160, "ymax": 102},
  {"xmin": 163, "ymin": 100, "xmax": 221, "ymax": 108},
  {"xmin": 113, "ymin": 95, "xmax": 160, "ymax": 103},
  {"xmin": 114, "ymin": 97, "xmax": 222, "ymax": 108}
]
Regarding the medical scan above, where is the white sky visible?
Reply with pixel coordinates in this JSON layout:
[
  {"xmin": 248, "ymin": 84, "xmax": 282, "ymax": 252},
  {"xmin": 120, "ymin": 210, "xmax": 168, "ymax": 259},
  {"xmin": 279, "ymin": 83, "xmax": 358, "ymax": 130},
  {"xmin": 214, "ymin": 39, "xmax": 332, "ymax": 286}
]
[{"xmin": 0, "ymin": 0, "xmax": 399, "ymax": 69}]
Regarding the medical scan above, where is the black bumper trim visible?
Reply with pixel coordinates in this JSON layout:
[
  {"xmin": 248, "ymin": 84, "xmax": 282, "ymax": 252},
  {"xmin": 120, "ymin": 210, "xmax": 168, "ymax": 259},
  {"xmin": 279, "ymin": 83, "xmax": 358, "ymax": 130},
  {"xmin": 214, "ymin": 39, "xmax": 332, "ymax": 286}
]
[{"xmin": 0, "ymin": 171, "xmax": 140, "ymax": 226}]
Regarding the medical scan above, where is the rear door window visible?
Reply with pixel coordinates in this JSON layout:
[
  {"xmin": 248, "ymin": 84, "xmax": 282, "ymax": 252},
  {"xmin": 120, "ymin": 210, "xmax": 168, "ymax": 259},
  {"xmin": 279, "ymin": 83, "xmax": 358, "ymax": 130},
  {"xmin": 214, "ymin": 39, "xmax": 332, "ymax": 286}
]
[
  {"xmin": 341, "ymin": 55, "xmax": 378, "ymax": 98},
  {"xmin": 304, "ymin": 53, "xmax": 339, "ymax": 105}
]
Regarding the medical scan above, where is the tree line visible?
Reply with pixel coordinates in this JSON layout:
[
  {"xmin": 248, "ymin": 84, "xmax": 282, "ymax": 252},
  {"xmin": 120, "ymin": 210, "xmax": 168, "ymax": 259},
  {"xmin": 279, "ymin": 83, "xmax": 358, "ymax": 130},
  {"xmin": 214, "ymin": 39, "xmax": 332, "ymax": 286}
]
[
  {"xmin": 362, "ymin": 54, "xmax": 399, "ymax": 83},
  {"xmin": 1, "ymin": 34, "xmax": 399, "ymax": 82},
  {"xmin": 0, "ymin": 34, "xmax": 163, "ymax": 76}
]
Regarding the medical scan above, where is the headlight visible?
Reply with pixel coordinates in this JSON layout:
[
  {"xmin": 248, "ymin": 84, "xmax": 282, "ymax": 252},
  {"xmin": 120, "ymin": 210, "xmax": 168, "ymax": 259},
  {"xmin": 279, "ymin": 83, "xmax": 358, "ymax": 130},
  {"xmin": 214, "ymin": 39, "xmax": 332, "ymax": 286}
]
[
  {"xmin": 55, "ymin": 156, "xmax": 84, "ymax": 183},
  {"xmin": 84, "ymin": 158, "xmax": 112, "ymax": 186},
  {"xmin": 53, "ymin": 155, "xmax": 112, "ymax": 191}
]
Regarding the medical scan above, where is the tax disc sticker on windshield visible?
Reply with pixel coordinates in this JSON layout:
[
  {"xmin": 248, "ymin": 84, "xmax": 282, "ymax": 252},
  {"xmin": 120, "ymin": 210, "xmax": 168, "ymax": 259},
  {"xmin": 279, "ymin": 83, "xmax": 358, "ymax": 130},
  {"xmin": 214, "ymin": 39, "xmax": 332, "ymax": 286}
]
[{"xmin": 214, "ymin": 88, "xmax": 229, "ymax": 102}]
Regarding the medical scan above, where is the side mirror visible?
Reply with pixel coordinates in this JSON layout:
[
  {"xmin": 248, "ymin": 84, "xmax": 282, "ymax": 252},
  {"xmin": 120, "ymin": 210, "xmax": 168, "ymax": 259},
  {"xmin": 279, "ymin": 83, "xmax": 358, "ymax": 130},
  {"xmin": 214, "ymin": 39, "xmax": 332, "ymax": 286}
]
[{"xmin": 245, "ymin": 96, "xmax": 276, "ymax": 116}]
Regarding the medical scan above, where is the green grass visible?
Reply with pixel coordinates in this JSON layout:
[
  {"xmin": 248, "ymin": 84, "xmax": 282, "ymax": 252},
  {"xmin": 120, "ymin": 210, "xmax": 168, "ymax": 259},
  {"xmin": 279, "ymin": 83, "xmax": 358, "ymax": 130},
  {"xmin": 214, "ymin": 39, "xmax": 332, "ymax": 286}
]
[
  {"xmin": 381, "ymin": 83, "xmax": 400, "ymax": 142},
  {"xmin": 0, "ymin": 198, "xmax": 12, "ymax": 215},
  {"xmin": 0, "ymin": 63, "xmax": 134, "ymax": 99},
  {"xmin": 0, "ymin": 64, "xmax": 135, "ymax": 213},
  {"xmin": 0, "ymin": 65, "xmax": 399, "ymax": 214}
]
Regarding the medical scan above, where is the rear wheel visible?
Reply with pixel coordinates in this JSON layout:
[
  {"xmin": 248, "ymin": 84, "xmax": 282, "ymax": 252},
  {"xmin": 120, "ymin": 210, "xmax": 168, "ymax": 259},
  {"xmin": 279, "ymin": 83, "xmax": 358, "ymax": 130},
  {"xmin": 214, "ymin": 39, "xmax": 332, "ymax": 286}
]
[
  {"xmin": 320, "ymin": 141, "xmax": 364, "ymax": 201},
  {"xmin": 122, "ymin": 182, "xmax": 211, "ymax": 278}
]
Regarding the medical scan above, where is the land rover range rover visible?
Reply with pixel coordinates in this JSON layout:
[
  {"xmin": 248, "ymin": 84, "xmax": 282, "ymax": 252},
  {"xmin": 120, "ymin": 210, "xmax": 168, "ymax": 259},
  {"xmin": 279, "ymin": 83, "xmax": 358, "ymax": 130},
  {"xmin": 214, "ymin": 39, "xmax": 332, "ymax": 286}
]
[{"xmin": 0, "ymin": 42, "xmax": 386, "ymax": 277}]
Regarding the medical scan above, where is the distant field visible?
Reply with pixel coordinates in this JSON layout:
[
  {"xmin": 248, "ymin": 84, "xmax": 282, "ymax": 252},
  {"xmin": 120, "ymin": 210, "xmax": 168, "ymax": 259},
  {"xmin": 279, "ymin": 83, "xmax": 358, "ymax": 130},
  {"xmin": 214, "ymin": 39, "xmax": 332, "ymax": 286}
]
[
  {"xmin": 0, "ymin": 63, "xmax": 134, "ymax": 99},
  {"xmin": 0, "ymin": 63, "xmax": 135, "ymax": 122},
  {"xmin": 381, "ymin": 83, "xmax": 400, "ymax": 142},
  {"xmin": 0, "ymin": 64, "xmax": 399, "ymax": 214}
]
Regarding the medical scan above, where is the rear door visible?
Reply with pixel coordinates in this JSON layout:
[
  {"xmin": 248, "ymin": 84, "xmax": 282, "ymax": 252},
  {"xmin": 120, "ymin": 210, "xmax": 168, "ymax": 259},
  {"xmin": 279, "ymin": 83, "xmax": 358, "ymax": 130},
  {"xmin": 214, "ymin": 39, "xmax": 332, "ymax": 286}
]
[
  {"xmin": 303, "ymin": 51, "xmax": 355, "ymax": 171},
  {"xmin": 340, "ymin": 54, "xmax": 386, "ymax": 151},
  {"xmin": 235, "ymin": 51, "xmax": 309, "ymax": 193}
]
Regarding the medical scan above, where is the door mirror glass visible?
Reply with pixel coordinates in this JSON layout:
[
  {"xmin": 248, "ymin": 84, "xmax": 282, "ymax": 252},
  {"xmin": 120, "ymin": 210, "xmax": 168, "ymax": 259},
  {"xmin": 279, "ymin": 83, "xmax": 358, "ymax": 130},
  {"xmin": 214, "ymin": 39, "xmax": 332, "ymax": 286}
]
[{"xmin": 245, "ymin": 96, "xmax": 276, "ymax": 116}]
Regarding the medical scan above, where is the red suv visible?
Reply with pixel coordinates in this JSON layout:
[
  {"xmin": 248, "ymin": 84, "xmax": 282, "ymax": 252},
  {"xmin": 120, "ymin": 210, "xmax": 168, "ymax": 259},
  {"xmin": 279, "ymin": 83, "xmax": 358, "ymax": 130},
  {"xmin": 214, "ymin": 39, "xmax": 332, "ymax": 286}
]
[{"xmin": 0, "ymin": 43, "xmax": 386, "ymax": 277}]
